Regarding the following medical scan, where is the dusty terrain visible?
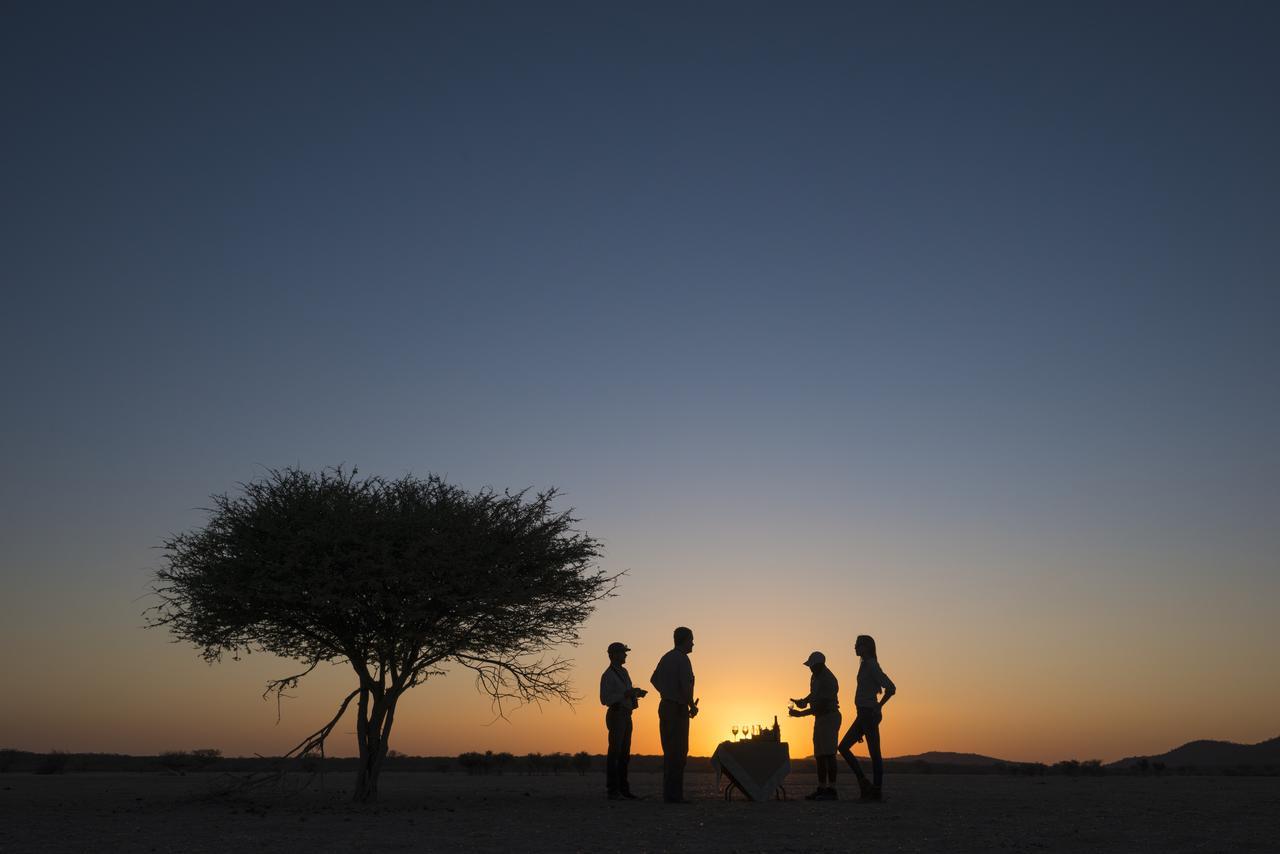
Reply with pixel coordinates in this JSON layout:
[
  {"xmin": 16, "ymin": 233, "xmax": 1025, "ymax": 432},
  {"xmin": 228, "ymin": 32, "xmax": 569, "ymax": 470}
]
[{"xmin": 2, "ymin": 770, "xmax": 1277, "ymax": 853}]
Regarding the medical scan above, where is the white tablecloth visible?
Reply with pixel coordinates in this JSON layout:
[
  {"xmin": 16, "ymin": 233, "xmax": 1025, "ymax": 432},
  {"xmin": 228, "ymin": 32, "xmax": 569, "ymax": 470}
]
[{"xmin": 710, "ymin": 740, "xmax": 791, "ymax": 801}]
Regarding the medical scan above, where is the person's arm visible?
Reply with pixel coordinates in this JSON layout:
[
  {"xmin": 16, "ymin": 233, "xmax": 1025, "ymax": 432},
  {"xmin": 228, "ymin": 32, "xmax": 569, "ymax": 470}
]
[
  {"xmin": 627, "ymin": 670, "xmax": 647, "ymax": 702},
  {"xmin": 877, "ymin": 664, "xmax": 896, "ymax": 708},
  {"xmin": 649, "ymin": 663, "xmax": 664, "ymax": 698},
  {"xmin": 600, "ymin": 670, "xmax": 627, "ymax": 707},
  {"xmin": 681, "ymin": 656, "xmax": 698, "ymax": 716}
]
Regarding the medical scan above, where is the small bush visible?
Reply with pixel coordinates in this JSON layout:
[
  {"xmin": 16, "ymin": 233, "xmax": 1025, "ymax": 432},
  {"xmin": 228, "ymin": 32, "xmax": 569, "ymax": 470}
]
[
  {"xmin": 159, "ymin": 749, "xmax": 222, "ymax": 775},
  {"xmin": 458, "ymin": 752, "xmax": 488, "ymax": 775},
  {"xmin": 35, "ymin": 751, "xmax": 69, "ymax": 775}
]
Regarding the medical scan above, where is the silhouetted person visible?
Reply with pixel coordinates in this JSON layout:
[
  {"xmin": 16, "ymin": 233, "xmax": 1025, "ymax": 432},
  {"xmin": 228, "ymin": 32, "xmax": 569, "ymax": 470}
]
[
  {"xmin": 650, "ymin": 626, "xmax": 699, "ymax": 803},
  {"xmin": 837, "ymin": 634, "xmax": 895, "ymax": 801},
  {"xmin": 600, "ymin": 641, "xmax": 647, "ymax": 800},
  {"xmin": 789, "ymin": 650, "xmax": 841, "ymax": 800}
]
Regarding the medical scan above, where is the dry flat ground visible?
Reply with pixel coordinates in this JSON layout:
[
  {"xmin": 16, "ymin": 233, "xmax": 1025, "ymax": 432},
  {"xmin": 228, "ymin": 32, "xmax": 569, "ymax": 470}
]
[{"xmin": 2, "ymin": 770, "xmax": 1278, "ymax": 853}]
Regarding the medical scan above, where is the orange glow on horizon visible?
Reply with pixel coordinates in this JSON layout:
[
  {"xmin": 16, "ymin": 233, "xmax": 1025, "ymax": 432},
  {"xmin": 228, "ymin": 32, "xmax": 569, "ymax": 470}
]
[{"xmin": 4, "ymin": 547, "xmax": 1278, "ymax": 765}]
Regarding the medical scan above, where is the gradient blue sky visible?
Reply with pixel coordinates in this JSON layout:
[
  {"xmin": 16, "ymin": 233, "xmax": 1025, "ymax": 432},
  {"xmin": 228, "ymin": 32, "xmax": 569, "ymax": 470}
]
[{"xmin": 2, "ymin": 2, "xmax": 1277, "ymax": 761}]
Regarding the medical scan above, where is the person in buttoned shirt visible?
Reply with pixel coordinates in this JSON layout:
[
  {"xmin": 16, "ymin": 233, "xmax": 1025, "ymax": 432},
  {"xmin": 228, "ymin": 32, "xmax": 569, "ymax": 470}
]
[
  {"xmin": 789, "ymin": 650, "xmax": 842, "ymax": 800},
  {"xmin": 600, "ymin": 641, "xmax": 647, "ymax": 800},
  {"xmin": 649, "ymin": 626, "xmax": 699, "ymax": 804},
  {"xmin": 837, "ymin": 634, "xmax": 896, "ymax": 801}
]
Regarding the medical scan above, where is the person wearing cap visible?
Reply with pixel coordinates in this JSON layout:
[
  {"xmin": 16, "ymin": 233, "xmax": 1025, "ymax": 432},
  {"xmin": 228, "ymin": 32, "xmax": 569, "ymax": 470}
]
[
  {"xmin": 600, "ymin": 641, "xmax": 647, "ymax": 800},
  {"xmin": 789, "ymin": 651, "xmax": 841, "ymax": 800},
  {"xmin": 649, "ymin": 626, "xmax": 698, "ymax": 803}
]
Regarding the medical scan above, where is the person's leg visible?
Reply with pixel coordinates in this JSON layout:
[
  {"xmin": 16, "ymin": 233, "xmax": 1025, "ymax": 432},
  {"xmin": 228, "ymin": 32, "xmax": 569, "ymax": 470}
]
[
  {"xmin": 837, "ymin": 718, "xmax": 867, "ymax": 781},
  {"xmin": 672, "ymin": 711, "xmax": 689, "ymax": 801},
  {"xmin": 658, "ymin": 703, "xmax": 674, "ymax": 800},
  {"xmin": 605, "ymin": 708, "xmax": 622, "ymax": 796},
  {"xmin": 619, "ymin": 712, "xmax": 634, "ymax": 796},
  {"xmin": 659, "ymin": 701, "xmax": 685, "ymax": 802},
  {"xmin": 865, "ymin": 706, "xmax": 883, "ymax": 790},
  {"xmin": 808, "ymin": 726, "xmax": 827, "ymax": 798},
  {"xmin": 817, "ymin": 712, "xmax": 839, "ymax": 795}
]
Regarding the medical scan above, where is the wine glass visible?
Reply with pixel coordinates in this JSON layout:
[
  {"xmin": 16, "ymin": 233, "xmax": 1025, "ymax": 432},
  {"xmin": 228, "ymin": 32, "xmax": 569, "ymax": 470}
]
[
  {"xmin": 731, "ymin": 724, "xmax": 739, "ymax": 740},
  {"xmin": 741, "ymin": 723, "xmax": 749, "ymax": 741}
]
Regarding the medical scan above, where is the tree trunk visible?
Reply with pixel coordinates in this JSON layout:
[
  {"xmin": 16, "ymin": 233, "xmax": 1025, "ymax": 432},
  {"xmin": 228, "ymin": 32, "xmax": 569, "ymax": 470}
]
[{"xmin": 353, "ymin": 688, "xmax": 399, "ymax": 802}]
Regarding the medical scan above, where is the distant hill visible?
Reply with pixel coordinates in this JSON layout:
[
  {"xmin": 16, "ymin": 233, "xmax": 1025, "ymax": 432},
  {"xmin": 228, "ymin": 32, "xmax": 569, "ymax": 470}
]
[
  {"xmin": 889, "ymin": 751, "xmax": 1012, "ymax": 766},
  {"xmin": 1109, "ymin": 737, "xmax": 1280, "ymax": 769}
]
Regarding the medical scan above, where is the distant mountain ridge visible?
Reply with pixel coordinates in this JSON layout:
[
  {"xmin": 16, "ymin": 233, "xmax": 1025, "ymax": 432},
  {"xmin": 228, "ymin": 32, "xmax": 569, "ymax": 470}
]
[
  {"xmin": 889, "ymin": 751, "xmax": 1012, "ymax": 765},
  {"xmin": 1110, "ymin": 736, "xmax": 1280, "ymax": 769}
]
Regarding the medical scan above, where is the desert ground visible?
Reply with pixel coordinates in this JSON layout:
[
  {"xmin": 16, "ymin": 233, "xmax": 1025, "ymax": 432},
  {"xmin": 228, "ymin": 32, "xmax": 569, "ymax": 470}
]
[{"xmin": 2, "ymin": 770, "xmax": 1277, "ymax": 853}]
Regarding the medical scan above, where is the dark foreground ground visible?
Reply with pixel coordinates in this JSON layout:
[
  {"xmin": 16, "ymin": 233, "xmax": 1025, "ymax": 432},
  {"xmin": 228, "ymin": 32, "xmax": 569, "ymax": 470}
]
[{"xmin": 2, "ymin": 770, "xmax": 1278, "ymax": 853}]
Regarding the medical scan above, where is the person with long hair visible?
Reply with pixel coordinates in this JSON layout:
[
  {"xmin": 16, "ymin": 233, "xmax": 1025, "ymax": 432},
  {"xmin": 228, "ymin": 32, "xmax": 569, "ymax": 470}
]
[{"xmin": 837, "ymin": 634, "xmax": 895, "ymax": 801}]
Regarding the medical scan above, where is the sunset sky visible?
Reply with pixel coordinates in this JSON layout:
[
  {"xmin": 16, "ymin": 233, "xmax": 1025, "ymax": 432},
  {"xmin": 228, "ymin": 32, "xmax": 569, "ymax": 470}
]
[{"xmin": 3, "ymin": 2, "xmax": 1278, "ymax": 764}]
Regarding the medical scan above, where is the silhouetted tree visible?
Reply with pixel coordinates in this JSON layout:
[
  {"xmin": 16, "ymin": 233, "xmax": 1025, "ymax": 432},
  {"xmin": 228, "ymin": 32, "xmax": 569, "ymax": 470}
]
[
  {"xmin": 572, "ymin": 751, "xmax": 592, "ymax": 776},
  {"xmin": 493, "ymin": 752, "xmax": 515, "ymax": 775},
  {"xmin": 524, "ymin": 752, "xmax": 544, "ymax": 775},
  {"xmin": 148, "ymin": 467, "xmax": 613, "ymax": 802}
]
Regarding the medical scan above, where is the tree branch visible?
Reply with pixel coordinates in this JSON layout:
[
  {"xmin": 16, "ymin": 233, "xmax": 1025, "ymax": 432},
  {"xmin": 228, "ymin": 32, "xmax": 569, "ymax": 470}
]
[
  {"xmin": 453, "ymin": 652, "xmax": 577, "ymax": 721},
  {"xmin": 282, "ymin": 687, "xmax": 361, "ymax": 761}
]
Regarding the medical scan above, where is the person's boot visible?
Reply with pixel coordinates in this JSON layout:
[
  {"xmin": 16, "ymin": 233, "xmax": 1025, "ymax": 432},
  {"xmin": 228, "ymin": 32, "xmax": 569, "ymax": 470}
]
[
  {"xmin": 857, "ymin": 778, "xmax": 873, "ymax": 800},
  {"xmin": 818, "ymin": 787, "xmax": 838, "ymax": 800},
  {"xmin": 804, "ymin": 787, "xmax": 824, "ymax": 800},
  {"xmin": 862, "ymin": 783, "xmax": 882, "ymax": 802}
]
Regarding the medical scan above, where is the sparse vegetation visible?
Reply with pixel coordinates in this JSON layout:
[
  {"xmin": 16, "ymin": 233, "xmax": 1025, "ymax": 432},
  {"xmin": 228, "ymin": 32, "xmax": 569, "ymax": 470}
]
[
  {"xmin": 34, "ymin": 751, "xmax": 69, "ymax": 775},
  {"xmin": 158, "ymin": 749, "xmax": 222, "ymax": 775}
]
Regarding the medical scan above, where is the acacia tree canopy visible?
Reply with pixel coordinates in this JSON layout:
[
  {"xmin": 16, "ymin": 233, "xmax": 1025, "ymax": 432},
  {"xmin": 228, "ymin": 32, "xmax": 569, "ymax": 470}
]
[{"xmin": 147, "ymin": 467, "xmax": 614, "ymax": 800}]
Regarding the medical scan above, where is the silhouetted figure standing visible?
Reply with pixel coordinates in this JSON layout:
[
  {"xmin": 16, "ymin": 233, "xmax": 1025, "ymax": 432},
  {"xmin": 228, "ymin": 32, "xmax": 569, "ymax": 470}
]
[
  {"xmin": 837, "ymin": 634, "xmax": 895, "ymax": 801},
  {"xmin": 600, "ymin": 641, "xmax": 647, "ymax": 800},
  {"xmin": 789, "ymin": 650, "xmax": 841, "ymax": 800},
  {"xmin": 650, "ymin": 626, "xmax": 699, "ymax": 804}
]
